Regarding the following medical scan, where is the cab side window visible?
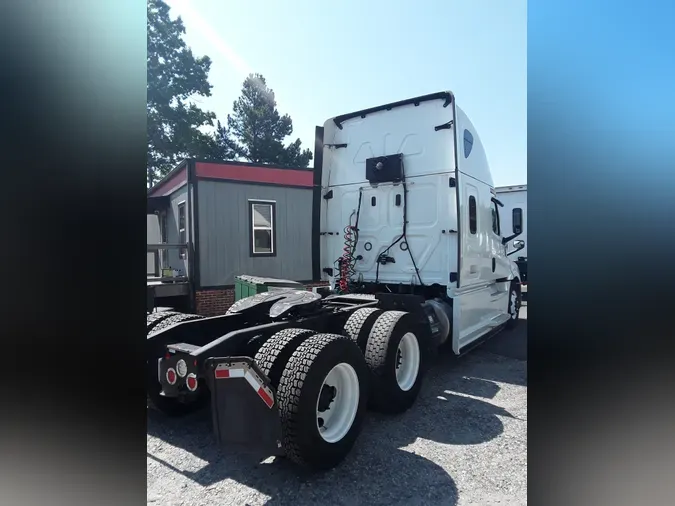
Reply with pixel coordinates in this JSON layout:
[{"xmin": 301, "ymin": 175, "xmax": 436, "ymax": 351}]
[
  {"xmin": 464, "ymin": 129, "xmax": 474, "ymax": 158},
  {"xmin": 469, "ymin": 196, "xmax": 477, "ymax": 234},
  {"xmin": 491, "ymin": 202, "xmax": 500, "ymax": 236}
]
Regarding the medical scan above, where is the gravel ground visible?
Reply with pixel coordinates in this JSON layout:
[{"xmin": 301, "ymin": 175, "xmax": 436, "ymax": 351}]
[{"xmin": 147, "ymin": 302, "xmax": 527, "ymax": 506}]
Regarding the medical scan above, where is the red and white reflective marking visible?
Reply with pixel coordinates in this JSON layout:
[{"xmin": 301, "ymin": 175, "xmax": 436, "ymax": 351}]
[
  {"xmin": 214, "ymin": 363, "xmax": 274, "ymax": 409},
  {"xmin": 214, "ymin": 368, "xmax": 244, "ymax": 379}
]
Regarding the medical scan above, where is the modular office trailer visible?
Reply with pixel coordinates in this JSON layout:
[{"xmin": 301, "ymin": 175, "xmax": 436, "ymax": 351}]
[{"xmin": 147, "ymin": 160, "xmax": 323, "ymax": 315}]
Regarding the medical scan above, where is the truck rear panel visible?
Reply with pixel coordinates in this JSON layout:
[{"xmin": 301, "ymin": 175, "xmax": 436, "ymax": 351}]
[{"xmin": 319, "ymin": 93, "xmax": 459, "ymax": 286}]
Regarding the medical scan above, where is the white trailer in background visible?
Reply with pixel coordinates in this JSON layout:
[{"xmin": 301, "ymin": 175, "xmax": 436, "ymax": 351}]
[{"xmin": 495, "ymin": 184, "xmax": 527, "ymax": 285}]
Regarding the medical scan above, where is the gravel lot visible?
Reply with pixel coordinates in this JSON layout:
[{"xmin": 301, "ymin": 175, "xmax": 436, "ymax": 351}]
[{"xmin": 147, "ymin": 302, "xmax": 527, "ymax": 506}]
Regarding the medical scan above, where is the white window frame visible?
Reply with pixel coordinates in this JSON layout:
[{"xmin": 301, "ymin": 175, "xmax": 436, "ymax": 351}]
[
  {"xmin": 177, "ymin": 201, "xmax": 187, "ymax": 259},
  {"xmin": 250, "ymin": 200, "xmax": 276, "ymax": 256}
]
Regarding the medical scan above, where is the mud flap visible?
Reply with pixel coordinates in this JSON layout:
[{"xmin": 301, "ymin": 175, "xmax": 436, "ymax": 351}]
[{"xmin": 204, "ymin": 356, "xmax": 283, "ymax": 457}]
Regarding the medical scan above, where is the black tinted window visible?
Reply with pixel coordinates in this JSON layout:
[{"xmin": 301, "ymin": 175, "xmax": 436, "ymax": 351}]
[
  {"xmin": 464, "ymin": 129, "xmax": 474, "ymax": 158},
  {"xmin": 492, "ymin": 202, "xmax": 500, "ymax": 235},
  {"xmin": 469, "ymin": 196, "xmax": 477, "ymax": 234}
]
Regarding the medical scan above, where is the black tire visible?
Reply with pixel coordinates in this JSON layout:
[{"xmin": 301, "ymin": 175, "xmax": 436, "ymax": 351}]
[
  {"xmin": 146, "ymin": 311, "xmax": 181, "ymax": 334},
  {"xmin": 506, "ymin": 282, "xmax": 522, "ymax": 330},
  {"xmin": 343, "ymin": 308, "xmax": 383, "ymax": 352},
  {"xmin": 240, "ymin": 334, "xmax": 268, "ymax": 358},
  {"xmin": 277, "ymin": 333, "xmax": 369, "ymax": 470},
  {"xmin": 148, "ymin": 313, "xmax": 204, "ymax": 337},
  {"xmin": 364, "ymin": 310, "xmax": 426, "ymax": 414},
  {"xmin": 254, "ymin": 328, "xmax": 316, "ymax": 389}
]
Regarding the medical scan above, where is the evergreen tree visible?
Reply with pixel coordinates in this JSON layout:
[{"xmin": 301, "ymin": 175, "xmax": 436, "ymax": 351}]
[
  {"xmin": 147, "ymin": 0, "xmax": 218, "ymax": 186},
  {"xmin": 225, "ymin": 74, "xmax": 312, "ymax": 167}
]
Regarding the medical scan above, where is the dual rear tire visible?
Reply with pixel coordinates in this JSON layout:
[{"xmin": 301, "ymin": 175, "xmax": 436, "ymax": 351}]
[
  {"xmin": 255, "ymin": 309, "xmax": 427, "ymax": 470},
  {"xmin": 361, "ymin": 310, "xmax": 426, "ymax": 413},
  {"xmin": 255, "ymin": 329, "xmax": 369, "ymax": 470}
]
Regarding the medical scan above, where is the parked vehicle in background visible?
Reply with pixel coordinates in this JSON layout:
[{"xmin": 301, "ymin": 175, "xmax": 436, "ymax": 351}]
[{"xmin": 496, "ymin": 184, "xmax": 527, "ymax": 286}]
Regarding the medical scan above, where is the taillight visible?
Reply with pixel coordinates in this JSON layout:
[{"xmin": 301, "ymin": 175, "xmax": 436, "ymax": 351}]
[
  {"xmin": 186, "ymin": 373, "xmax": 198, "ymax": 392},
  {"xmin": 166, "ymin": 368, "xmax": 177, "ymax": 385}
]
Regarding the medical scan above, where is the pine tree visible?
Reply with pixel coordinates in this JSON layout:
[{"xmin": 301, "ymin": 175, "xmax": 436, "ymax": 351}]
[{"xmin": 225, "ymin": 74, "xmax": 312, "ymax": 167}]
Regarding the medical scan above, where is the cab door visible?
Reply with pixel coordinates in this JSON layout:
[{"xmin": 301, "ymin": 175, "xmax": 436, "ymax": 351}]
[
  {"xmin": 490, "ymin": 199, "xmax": 512, "ymax": 281},
  {"xmin": 488, "ymin": 198, "xmax": 512, "ymax": 316},
  {"xmin": 453, "ymin": 180, "xmax": 501, "ymax": 353},
  {"xmin": 458, "ymin": 182, "xmax": 484, "ymax": 287}
]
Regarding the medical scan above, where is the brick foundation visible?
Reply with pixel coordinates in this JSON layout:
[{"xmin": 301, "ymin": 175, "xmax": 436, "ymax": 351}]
[
  {"xmin": 195, "ymin": 289, "xmax": 235, "ymax": 317},
  {"xmin": 195, "ymin": 281, "xmax": 329, "ymax": 317}
]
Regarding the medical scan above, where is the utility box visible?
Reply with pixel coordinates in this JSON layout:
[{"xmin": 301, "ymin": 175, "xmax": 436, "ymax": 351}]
[{"xmin": 234, "ymin": 275, "xmax": 304, "ymax": 302}]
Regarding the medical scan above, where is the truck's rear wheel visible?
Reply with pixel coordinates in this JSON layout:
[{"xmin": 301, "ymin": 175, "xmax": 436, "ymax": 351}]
[
  {"xmin": 364, "ymin": 311, "xmax": 426, "ymax": 414},
  {"xmin": 343, "ymin": 308, "xmax": 383, "ymax": 352},
  {"xmin": 276, "ymin": 333, "xmax": 369, "ymax": 470},
  {"xmin": 254, "ymin": 328, "xmax": 316, "ymax": 388},
  {"xmin": 148, "ymin": 313, "xmax": 204, "ymax": 337},
  {"xmin": 506, "ymin": 282, "xmax": 522, "ymax": 330}
]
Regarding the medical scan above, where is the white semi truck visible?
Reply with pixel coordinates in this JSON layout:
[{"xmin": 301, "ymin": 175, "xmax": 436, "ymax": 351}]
[
  {"xmin": 495, "ymin": 184, "xmax": 527, "ymax": 285},
  {"xmin": 146, "ymin": 91, "xmax": 525, "ymax": 471}
]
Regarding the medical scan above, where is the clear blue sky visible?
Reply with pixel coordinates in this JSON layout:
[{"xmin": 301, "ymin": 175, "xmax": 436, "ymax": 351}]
[{"xmin": 165, "ymin": 0, "xmax": 527, "ymax": 186}]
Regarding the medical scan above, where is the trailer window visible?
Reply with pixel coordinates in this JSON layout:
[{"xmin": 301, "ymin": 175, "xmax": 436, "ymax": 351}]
[
  {"xmin": 491, "ymin": 202, "xmax": 501, "ymax": 235},
  {"xmin": 463, "ymin": 129, "xmax": 474, "ymax": 158},
  {"xmin": 469, "ymin": 196, "xmax": 477, "ymax": 234},
  {"xmin": 177, "ymin": 202, "xmax": 186, "ymax": 259},
  {"xmin": 160, "ymin": 212, "xmax": 168, "ymax": 265},
  {"xmin": 250, "ymin": 201, "xmax": 276, "ymax": 256},
  {"xmin": 160, "ymin": 212, "xmax": 168, "ymax": 243}
]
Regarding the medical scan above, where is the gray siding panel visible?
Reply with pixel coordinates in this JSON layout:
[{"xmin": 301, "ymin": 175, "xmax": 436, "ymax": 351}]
[{"xmin": 197, "ymin": 180, "xmax": 313, "ymax": 286}]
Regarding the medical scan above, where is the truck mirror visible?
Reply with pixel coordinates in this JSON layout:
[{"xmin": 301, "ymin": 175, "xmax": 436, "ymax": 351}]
[
  {"xmin": 507, "ymin": 239, "xmax": 525, "ymax": 256},
  {"xmin": 512, "ymin": 208, "xmax": 523, "ymax": 234}
]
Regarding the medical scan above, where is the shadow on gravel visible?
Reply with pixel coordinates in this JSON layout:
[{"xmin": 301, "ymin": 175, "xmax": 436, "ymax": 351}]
[
  {"xmin": 147, "ymin": 310, "xmax": 527, "ymax": 505},
  {"xmin": 148, "ymin": 404, "xmax": 460, "ymax": 505},
  {"xmin": 147, "ymin": 353, "xmax": 522, "ymax": 505},
  {"xmin": 480, "ymin": 317, "xmax": 528, "ymax": 363},
  {"xmin": 433, "ymin": 307, "xmax": 528, "ymax": 387}
]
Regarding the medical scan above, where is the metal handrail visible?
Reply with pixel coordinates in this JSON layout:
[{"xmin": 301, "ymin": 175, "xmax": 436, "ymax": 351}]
[
  {"xmin": 147, "ymin": 243, "xmax": 188, "ymax": 251},
  {"xmin": 147, "ymin": 243, "xmax": 191, "ymax": 278}
]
